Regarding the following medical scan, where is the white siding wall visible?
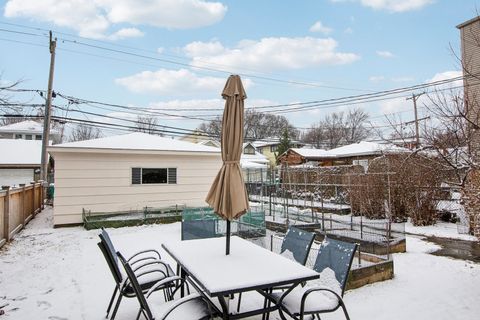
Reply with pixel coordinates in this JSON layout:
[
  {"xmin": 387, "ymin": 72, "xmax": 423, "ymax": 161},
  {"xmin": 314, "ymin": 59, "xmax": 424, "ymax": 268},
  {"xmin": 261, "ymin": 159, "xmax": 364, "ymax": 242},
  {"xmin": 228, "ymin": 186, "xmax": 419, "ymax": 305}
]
[
  {"xmin": 52, "ymin": 151, "xmax": 221, "ymax": 225},
  {"xmin": 0, "ymin": 168, "xmax": 35, "ymax": 187}
]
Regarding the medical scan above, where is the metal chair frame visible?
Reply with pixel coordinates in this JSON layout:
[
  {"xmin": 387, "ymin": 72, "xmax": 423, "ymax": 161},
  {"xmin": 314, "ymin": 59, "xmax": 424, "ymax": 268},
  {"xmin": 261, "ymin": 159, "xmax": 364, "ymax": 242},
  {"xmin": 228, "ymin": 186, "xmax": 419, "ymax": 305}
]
[{"xmin": 276, "ymin": 237, "xmax": 358, "ymax": 320}]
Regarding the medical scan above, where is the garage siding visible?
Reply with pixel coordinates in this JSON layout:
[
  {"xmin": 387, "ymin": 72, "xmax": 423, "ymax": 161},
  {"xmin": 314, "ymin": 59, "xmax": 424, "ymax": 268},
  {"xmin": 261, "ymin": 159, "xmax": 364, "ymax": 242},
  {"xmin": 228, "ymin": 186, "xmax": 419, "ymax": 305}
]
[{"xmin": 52, "ymin": 151, "xmax": 222, "ymax": 225}]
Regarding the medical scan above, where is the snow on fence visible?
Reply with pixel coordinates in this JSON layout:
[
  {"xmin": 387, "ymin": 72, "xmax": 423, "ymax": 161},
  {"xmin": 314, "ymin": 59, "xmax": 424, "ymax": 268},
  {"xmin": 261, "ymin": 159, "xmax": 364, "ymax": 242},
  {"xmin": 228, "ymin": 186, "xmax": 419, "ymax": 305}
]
[{"xmin": 0, "ymin": 182, "xmax": 45, "ymax": 248}]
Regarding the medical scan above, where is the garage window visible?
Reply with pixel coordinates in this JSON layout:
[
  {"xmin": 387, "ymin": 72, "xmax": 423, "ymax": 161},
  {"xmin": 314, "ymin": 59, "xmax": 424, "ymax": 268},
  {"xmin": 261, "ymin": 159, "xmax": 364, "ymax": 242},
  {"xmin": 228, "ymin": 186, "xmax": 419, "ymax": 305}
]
[{"xmin": 132, "ymin": 167, "xmax": 177, "ymax": 185}]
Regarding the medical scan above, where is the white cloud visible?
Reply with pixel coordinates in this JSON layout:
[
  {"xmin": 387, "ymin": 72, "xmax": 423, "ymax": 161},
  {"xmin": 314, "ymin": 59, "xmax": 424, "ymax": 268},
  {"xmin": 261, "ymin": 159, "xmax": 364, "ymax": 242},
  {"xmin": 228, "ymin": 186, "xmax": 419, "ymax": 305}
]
[
  {"xmin": 108, "ymin": 28, "xmax": 144, "ymax": 41},
  {"xmin": 115, "ymin": 68, "xmax": 253, "ymax": 95},
  {"xmin": 360, "ymin": 0, "xmax": 433, "ymax": 12},
  {"xmin": 391, "ymin": 76, "xmax": 414, "ymax": 82},
  {"xmin": 329, "ymin": 0, "xmax": 433, "ymax": 12},
  {"xmin": 379, "ymin": 97, "xmax": 411, "ymax": 114},
  {"xmin": 426, "ymin": 70, "xmax": 463, "ymax": 90},
  {"xmin": 4, "ymin": 0, "xmax": 227, "ymax": 39},
  {"xmin": 150, "ymin": 98, "xmax": 276, "ymax": 111},
  {"xmin": 309, "ymin": 21, "xmax": 333, "ymax": 34},
  {"xmin": 369, "ymin": 75, "xmax": 385, "ymax": 82},
  {"xmin": 184, "ymin": 37, "xmax": 360, "ymax": 72},
  {"xmin": 344, "ymin": 27, "xmax": 354, "ymax": 34},
  {"xmin": 376, "ymin": 50, "xmax": 395, "ymax": 58}
]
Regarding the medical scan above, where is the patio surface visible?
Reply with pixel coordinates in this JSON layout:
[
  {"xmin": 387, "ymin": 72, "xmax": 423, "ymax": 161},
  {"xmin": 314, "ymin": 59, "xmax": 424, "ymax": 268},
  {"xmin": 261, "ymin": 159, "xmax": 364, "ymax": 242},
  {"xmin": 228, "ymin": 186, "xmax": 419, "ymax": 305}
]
[{"xmin": 0, "ymin": 207, "xmax": 479, "ymax": 319}]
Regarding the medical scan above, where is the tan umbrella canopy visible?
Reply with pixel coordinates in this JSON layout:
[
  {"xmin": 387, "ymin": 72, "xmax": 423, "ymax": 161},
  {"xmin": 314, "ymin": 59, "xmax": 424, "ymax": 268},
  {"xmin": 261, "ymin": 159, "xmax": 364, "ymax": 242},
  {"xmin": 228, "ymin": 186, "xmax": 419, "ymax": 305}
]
[{"xmin": 205, "ymin": 75, "xmax": 249, "ymax": 254}]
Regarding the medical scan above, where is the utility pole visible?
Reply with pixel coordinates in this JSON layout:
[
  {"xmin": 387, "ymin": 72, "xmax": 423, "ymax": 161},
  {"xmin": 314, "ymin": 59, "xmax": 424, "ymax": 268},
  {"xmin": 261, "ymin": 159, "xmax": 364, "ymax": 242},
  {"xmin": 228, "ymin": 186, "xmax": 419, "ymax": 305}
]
[
  {"xmin": 406, "ymin": 92, "xmax": 424, "ymax": 148},
  {"xmin": 40, "ymin": 31, "xmax": 56, "ymax": 182}
]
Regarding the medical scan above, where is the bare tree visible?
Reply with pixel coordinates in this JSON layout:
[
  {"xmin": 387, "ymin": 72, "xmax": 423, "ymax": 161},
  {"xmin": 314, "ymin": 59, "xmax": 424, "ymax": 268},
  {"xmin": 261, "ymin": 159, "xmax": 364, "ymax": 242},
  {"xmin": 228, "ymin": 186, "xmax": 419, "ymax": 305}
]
[
  {"xmin": 0, "ymin": 76, "xmax": 24, "ymax": 125},
  {"xmin": 302, "ymin": 108, "xmax": 370, "ymax": 149},
  {"xmin": 344, "ymin": 108, "xmax": 370, "ymax": 143},
  {"xmin": 244, "ymin": 109, "xmax": 298, "ymax": 141},
  {"xmin": 196, "ymin": 110, "xmax": 298, "ymax": 141},
  {"xmin": 69, "ymin": 123, "xmax": 102, "ymax": 142},
  {"xmin": 197, "ymin": 115, "xmax": 222, "ymax": 139},
  {"xmin": 135, "ymin": 115, "xmax": 161, "ymax": 135},
  {"xmin": 301, "ymin": 123, "xmax": 325, "ymax": 148}
]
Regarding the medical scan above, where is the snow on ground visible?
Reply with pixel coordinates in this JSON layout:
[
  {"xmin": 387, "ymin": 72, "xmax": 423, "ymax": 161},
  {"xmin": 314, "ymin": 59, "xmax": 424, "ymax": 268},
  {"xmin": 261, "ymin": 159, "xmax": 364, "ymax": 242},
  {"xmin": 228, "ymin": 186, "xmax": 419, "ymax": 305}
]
[
  {"xmin": 405, "ymin": 221, "xmax": 477, "ymax": 241},
  {"xmin": 1, "ymin": 208, "xmax": 480, "ymax": 320}
]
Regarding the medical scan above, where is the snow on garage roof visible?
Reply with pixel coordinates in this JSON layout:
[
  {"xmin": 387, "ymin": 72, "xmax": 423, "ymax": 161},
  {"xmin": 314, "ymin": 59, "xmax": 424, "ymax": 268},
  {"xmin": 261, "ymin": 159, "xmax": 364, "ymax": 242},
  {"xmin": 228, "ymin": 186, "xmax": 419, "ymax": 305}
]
[
  {"xmin": 0, "ymin": 120, "xmax": 59, "ymax": 134},
  {"xmin": 290, "ymin": 148, "xmax": 332, "ymax": 158},
  {"xmin": 327, "ymin": 141, "xmax": 408, "ymax": 158},
  {"xmin": 49, "ymin": 132, "xmax": 221, "ymax": 154},
  {"xmin": 0, "ymin": 139, "xmax": 43, "ymax": 165}
]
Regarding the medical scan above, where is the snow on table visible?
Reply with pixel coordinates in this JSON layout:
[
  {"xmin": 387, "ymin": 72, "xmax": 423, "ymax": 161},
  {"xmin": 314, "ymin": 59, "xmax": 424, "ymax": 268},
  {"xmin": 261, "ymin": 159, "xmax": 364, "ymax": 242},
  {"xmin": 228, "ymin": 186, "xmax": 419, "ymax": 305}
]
[{"xmin": 162, "ymin": 236, "xmax": 319, "ymax": 296}]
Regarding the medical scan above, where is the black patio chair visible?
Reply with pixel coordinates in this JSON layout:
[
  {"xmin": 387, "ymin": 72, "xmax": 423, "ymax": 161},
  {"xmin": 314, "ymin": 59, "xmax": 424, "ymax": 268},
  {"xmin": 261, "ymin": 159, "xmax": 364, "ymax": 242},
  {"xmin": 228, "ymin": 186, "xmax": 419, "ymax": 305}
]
[
  {"xmin": 237, "ymin": 227, "xmax": 316, "ymax": 313},
  {"xmin": 117, "ymin": 252, "xmax": 213, "ymax": 320},
  {"xmin": 273, "ymin": 237, "xmax": 358, "ymax": 320},
  {"xmin": 98, "ymin": 229, "xmax": 176, "ymax": 320}
]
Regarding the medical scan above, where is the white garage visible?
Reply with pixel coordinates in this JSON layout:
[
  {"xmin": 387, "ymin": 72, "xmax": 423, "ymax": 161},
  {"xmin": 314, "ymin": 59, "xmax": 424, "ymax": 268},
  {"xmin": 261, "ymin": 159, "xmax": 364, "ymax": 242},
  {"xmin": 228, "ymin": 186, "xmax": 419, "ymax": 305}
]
[
  {"xmin": 48, "ymin": 132, "xmax": 222, "ymax": 226},
  {"xmin": 0, "ymin": 139, "xmax": 42, "ymax": 187}
]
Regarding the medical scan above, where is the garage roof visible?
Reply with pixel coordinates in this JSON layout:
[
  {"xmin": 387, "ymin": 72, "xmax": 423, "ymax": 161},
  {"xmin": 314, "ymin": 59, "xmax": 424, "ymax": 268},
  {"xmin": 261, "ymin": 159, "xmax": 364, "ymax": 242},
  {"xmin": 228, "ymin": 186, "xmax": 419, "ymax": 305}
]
[{"xmin": 49, "ymin": 132, "xmax": 221, "ymax": 154}]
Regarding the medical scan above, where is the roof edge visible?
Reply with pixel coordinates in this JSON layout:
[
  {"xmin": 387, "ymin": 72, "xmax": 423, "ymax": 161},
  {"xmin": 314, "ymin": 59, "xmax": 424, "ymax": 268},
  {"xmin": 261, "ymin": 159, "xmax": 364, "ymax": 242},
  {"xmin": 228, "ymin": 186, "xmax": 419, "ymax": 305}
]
[
  {"xmin": 457, "ymin": 16, "xmax": 480, "ymax": 29},
  {"xmin": 47, "ymin": 146, "xmax": 221, "ymax": 156}
]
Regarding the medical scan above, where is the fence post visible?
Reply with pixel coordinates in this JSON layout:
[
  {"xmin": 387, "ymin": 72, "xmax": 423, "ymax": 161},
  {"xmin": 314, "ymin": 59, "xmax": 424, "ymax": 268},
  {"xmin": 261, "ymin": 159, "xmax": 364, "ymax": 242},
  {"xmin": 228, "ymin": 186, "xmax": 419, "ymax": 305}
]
[
  {"xmin": 360, "ymin": 215, "xmax": 363, "ymax": 239},
  {"xmin": 19, "ymin": 184, "xmax": 26, "ymax": 225},
  {"xmin": 2, "ymin": 186, "xmax": 10, "ymax": 242},
  {"xmin": 39, "ymin": 180, "xmax": 45, "ymax": 210},
  {"xmin": 31, "ymin": 182, "xmax": 36, "ymax": 217}
]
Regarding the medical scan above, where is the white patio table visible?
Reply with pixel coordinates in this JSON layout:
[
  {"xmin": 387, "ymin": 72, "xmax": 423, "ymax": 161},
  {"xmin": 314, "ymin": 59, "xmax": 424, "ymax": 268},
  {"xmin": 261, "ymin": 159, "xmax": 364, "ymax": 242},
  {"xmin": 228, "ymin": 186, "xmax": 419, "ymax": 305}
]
[{"xmin": 162, "ymin": 236, "xmax": 319, "ymax": 320}]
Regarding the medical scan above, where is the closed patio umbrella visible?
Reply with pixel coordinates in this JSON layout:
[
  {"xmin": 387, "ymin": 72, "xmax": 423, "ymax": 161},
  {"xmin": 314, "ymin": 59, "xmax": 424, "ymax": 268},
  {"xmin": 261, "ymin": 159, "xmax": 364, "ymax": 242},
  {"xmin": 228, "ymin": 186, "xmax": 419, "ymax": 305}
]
[{"xmin": 206, "ymin": 75, "xmax": 249, "ymax": 255}]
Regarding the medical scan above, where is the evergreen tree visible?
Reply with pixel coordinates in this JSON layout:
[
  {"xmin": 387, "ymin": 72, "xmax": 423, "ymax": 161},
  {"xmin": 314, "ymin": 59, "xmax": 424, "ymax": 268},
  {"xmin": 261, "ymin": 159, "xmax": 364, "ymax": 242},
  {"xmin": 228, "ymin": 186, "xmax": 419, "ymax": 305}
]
[{"xmin": 276, "ymin": 128, "xmax": 291, "ymax": 163}]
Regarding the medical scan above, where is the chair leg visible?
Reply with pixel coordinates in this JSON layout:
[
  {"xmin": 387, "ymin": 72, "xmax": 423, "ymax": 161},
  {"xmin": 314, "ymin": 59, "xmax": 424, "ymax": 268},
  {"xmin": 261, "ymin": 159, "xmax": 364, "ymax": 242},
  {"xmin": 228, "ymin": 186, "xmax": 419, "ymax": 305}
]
[
  {"xmin": 110, "ymin": 294, "xmax": 123, "ymax": 320},
  {"xmin": 265, "ymin": 289, "xmax": 272, "ymax": 320},
  {"xmin": 236, "ymin": 293, "xmax": 242, "ymax": 313},
  {"xmin": 106, "ymin": 287, "xmax": 118, "ymax": 318},
  {"xmin": 339, "ymin": 301, "xmax": 351, "ymax": 320}
]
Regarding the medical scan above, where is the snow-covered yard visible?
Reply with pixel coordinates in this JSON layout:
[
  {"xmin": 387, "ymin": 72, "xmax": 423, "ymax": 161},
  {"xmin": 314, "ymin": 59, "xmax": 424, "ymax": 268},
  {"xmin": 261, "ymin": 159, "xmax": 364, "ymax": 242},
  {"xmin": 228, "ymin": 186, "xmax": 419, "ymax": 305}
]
[{"xmin": 1, "ymin": 207, "xmax": 479, "ymax": 319}]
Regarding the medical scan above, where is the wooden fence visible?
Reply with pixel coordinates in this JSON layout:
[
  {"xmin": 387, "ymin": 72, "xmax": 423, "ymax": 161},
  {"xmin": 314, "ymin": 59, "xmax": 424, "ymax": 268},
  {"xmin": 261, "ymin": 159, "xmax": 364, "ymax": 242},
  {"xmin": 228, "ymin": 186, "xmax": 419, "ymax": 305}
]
[{"xmin": 0, "ymin": 182, "xmax": 45, "ymax": 248}]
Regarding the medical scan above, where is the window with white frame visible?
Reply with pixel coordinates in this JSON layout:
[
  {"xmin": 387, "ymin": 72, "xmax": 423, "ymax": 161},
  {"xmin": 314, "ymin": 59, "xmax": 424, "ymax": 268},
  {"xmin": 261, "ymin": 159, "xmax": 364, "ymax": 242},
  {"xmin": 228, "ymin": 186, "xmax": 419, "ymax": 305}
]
[{"xmin": 131, "ymin": 167, "xmax": 177, "ymax": 185}]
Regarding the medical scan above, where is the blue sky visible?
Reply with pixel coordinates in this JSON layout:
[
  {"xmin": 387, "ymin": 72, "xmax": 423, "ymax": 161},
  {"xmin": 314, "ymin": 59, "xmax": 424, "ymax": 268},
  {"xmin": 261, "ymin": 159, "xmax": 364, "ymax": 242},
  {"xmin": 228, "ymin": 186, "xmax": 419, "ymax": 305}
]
[{"xmin": 0, "ymin": 0, "xmax": 479, "ymax": 136}]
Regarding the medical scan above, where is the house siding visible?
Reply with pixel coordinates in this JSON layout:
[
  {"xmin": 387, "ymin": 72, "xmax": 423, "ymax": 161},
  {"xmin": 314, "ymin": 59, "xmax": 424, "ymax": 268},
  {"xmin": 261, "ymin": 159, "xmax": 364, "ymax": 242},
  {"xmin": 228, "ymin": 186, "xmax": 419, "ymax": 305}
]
[
  {"xmin": 460, "ymin": 18, "xmax": 480, "ymax": 161},
  {"xmin": 51, "ymin": 151, "xmax": 221, "ymax": 225},
  {"xmin": 459, "ymin": 17, "xmax": 480, "ymax": 238}
]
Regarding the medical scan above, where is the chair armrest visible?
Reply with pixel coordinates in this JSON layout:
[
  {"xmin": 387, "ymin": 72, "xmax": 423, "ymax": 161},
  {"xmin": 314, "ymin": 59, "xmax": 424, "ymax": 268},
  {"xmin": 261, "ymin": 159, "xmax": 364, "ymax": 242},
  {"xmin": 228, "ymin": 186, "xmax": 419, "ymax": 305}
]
[
  {"xmin": 130, "ymin": 256, "xmax": 157, "ymax": 267},
  {"xmin": 299, "ymin": 287, "xmax": 344, "ymax": 316},
  {"xmin": 157, "ymin": 293, "xmax": 212, "ymax": 320},
  {"xmin": 133, "ymin": 260, "xmax": 172, "ymax": 274},
  {"xmin": 128, "ymin": 249, "xmax": 162, "ymax": 262},
  {"xmin": 146, "ymin": 276, "xmax": 183, "ymax": 297}
]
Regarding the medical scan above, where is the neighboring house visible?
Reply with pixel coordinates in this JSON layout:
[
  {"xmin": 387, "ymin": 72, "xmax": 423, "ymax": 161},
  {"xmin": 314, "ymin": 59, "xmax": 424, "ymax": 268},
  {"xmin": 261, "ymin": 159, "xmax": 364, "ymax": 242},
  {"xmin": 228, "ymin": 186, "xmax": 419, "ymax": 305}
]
[
  {"xmin": 252, "ymin": 139, "xmax": 305, "ymax": 166},
  {"xmin": 457, "ymin": 16, "xmax": 480, "ymax": 161},
  {"xmin": 241, "ymin": 142, "xmax": 269, "ymax": 181},
  {"xmin": 179, "ymin": 130, "xmax": 214, "ymax": 144},
  {"xmin": 0, "ymin": 120, "xmax": 61, "ymax": 142},
  {"xmin": 0, "ymin": 139, "xmax": 43, "ymax": 187},
  {"xmin": 457, "ymin": 16, "xmax": 480, "ymax": 238},
  {"xmin": 196, "ymin": 139, "xmax": 221, "ymax": 148},
  {"xmin": 48, "ymin": 132, "xmax": 221, "ymax": 226},
  {"xmin": 279, "ymin": 141, "xmax": 408, "ymax": 170},
  {"xmin": 278, "ymin": 148, "xmax": 332, "ymax": 166}
]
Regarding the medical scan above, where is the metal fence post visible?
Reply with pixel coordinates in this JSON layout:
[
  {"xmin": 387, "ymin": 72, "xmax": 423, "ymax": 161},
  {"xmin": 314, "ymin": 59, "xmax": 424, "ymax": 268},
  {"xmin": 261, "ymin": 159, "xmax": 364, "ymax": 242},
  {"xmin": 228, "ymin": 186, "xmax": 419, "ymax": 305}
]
[{"xmin": 2, "ymin": 186, "xmax": 10, "ymax": 242}]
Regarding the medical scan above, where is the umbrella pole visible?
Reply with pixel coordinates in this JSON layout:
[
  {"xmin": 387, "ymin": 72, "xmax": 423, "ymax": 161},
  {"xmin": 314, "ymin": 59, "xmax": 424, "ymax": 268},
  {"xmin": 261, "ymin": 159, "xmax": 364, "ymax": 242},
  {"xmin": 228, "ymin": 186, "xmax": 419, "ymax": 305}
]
[{"xmin": 226, "ymin": 220, "xmax": 231, "ymax": 255}]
